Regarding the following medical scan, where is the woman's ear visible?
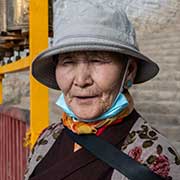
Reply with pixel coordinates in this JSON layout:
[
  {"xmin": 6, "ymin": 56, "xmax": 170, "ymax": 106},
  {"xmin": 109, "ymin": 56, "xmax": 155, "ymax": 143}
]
[{"xmin": 124, "ymin": 58, "xmax": 137, "ymax": 89}]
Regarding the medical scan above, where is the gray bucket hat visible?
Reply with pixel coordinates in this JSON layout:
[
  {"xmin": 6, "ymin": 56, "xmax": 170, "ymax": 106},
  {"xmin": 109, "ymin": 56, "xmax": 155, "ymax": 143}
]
[{"xmin": 32, "ymin": 0, "xmax": 159, "ymax": 90}]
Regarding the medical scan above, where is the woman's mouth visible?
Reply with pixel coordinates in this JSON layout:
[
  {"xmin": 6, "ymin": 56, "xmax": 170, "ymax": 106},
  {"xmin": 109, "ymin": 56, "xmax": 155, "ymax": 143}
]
[{"xmin": 74, "ymin": 95, "xmax": 99, "ymax": 104}]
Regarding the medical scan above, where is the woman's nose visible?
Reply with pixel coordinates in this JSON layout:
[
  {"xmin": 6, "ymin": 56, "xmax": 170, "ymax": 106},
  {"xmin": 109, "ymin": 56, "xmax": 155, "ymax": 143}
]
[{"xmin": 74, "ymin": 63, "xmax": 93, "ymax": 88}]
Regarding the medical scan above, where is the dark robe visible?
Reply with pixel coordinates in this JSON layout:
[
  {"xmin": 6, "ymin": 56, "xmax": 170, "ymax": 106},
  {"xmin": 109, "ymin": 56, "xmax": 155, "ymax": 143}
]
[{"xmin": 29, "ymin": 110, "xmax": 140, "ymax": 180}]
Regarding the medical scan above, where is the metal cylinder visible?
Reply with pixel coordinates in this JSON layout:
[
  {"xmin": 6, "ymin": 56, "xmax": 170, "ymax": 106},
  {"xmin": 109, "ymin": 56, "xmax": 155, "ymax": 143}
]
[
  {"xmin": 7, "ymin": 0, "xmax": 29, "ymax": 32},
  {"xmin": 7, "ymin": 0, "xmax": 53, "ymax": 33},
  {"xmin": 0, "ymin": 0, "xmax": 7, "ymax": 33}
]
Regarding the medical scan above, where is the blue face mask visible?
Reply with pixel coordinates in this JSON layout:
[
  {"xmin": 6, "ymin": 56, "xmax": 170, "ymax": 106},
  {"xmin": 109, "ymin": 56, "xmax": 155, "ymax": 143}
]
[{"xmin": 56, "ymin": 92, "xmax": 128, "ymax": 122}]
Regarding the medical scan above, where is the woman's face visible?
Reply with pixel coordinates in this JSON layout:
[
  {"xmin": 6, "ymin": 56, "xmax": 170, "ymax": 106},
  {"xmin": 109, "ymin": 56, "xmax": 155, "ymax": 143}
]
[{"xmin": 55, "ymin": 51, "xmax": 126, "ymax": 120}]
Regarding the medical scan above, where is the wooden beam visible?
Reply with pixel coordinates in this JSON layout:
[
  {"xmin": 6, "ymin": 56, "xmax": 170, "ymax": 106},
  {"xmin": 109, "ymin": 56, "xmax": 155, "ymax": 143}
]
[
  {"xmin": 0, "ymin": 56, "xmax": 30, "ymax": 74},
  {"xmin": 29, "ymin": 0, "xmax": 49, "ymax": 148}
]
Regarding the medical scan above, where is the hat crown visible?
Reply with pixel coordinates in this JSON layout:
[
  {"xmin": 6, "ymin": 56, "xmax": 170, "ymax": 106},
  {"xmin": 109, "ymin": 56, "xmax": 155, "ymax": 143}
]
[
  {"xmin": 53, "ymin": 0, "xmax": 139, "ymax": 49},
  {"xmin": 32, "ymin": 0, "xmax": 159, "ymax": 90}
]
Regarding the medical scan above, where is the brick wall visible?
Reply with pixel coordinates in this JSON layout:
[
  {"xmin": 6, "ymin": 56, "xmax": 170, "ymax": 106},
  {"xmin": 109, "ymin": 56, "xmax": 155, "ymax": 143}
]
[{"xmin": 129, "ymin": 2, "xmax": 180, "ymax": 152}]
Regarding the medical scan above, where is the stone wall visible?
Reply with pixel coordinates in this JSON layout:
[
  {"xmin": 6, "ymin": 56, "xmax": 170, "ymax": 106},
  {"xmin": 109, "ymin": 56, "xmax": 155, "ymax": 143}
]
[
  {"xmin": 128, "ymin": 0, "xmax": 180, "ymax": 151},
  {"xmin": 2, "ymin": 0, "xmax": 180, "ymax": 152},
  {"xmin": 3, "ymin": 71, "xmax": 30, "ymax": 109}
]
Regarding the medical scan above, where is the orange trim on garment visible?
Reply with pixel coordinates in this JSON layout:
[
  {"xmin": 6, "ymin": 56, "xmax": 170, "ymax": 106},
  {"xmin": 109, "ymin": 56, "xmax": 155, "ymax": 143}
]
[{"xmin": 96, "ymin": 118, "xmax": 123, "ymax": 136}]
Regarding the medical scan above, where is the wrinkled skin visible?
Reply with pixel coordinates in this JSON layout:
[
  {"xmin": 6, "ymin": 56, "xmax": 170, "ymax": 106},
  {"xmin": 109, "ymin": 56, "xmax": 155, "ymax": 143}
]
[{"xmin": 55, "ymin": 51, "xmax": 137, "ymax": 120}]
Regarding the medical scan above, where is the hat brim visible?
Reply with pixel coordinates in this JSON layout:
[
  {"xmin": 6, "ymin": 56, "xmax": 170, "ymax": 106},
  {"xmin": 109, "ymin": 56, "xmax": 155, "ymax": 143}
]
[{"xmin": 32, "ymin": 38, "xmax": 159, "ymax": 90}]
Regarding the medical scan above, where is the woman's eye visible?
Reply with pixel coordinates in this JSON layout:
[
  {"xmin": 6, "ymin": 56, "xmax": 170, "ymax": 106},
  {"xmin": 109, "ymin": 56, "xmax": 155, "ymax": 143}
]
[
  {"xmin": 91, "ymin": 59, "xmax": 108, "ymax": 64},
  {"xmin": 61, "ymin": 58, "xmax": 75, "ymax": 65},
  {"xmin": 91, "ymin": 59, "xmax": 103, "ymax": 63},
  {"xmin": 64, "ymin": 60, "xmax": 73, "ymax": 64}
]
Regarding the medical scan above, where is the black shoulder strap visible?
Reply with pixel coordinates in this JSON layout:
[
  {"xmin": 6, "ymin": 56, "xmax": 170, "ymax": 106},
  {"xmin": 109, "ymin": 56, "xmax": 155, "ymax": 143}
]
[{"xmin": 65, "ymin": 128, "xmax": 165, "ymax": 180}]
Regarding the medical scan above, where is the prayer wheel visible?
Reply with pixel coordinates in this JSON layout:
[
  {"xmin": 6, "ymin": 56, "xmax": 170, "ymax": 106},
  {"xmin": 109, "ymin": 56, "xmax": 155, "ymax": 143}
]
[
  {"xmin": 7, "ymin": 0, "xmax": 29, "ymax": 33},
  {"xmin": 7, "ymin": 0, "xmax": 53, "ymax": 33}
]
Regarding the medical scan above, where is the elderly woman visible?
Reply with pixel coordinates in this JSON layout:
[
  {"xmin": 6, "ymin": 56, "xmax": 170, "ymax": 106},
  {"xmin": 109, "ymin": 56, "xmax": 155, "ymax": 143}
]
[{"xmin": 25, "ymin": 1, "xmax": 180, "ymax": 180}]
